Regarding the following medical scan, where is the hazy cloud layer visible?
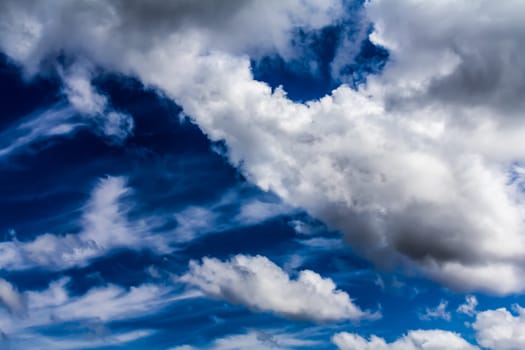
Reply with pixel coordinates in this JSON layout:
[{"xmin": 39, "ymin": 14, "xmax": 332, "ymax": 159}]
[
  {"xmin": 181, "ymin": 254, "xmax": 377, "ymax": 322},
  {"xmin": 1, "ymin": 0, "xmax": 525, "ymax": 294}
]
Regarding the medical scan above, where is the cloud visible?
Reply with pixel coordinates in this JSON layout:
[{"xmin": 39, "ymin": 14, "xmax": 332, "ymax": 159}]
[
  {"xmin": 171, "ymin": 329, "xmax": 319, "ymax": 350},
  {"xmin": 0, "ymin": 64, "xmax": 132, "ymax": 160},
  {"xmin": 59, "ymin": 62, "xmax": 134, "ymax": 142},
  {"xmin": 167, "ymin": 185, "xmax": 294, "ymax": 243},
  {"xmin": 457, "ymin": 296, "xmax": 478, "ymax": 317},
  {"xmin": 332, "ymin": 330, "xmax": 479, "ymax": 350},
  {"xmin": 0, "ymin": 279, "xmax": 26, "ymax": 316},
  {"xmin": 419, "ymin": 300, "xmax": 451, "ymax": 322},
  {"xmin": 180, "ymin": 254, "xmax": 378, "ymax": 322},
  {"xmin": 0, "ymin": 105, "xmax": 80, "ymax": 158},
  {"xmin": 0, "ymin": 176, "xmax": 169, "ymax": 270},
  {"xmin": 14, "ymin": 329, "xmax": 155, "ymax": 350},
  {"xmin": 473, "ymin": 305, "xmax": 525, "ymax": 350},
  {"xmin": 0, "ymin": 0, "xmax": 344, "ymax": 73},
  {"xmin": 2, "ymin": 0, "xmax": 525, "ymax": 294},
  {"xmin": 0, "ymin": 276, "xmax": 197, "ymax": 348}
]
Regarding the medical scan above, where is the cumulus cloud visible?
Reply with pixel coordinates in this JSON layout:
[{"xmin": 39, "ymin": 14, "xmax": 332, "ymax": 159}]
[
  {"xmin": 1, "ymin": 0, "xmax": 525, "ymax": 294},
  {"xmin": 457, "ymin": 296, "xmax": 478, "ymax": 317},
  {"xmin": 332, "ymin": 330, "xmax": 479, "ymax": 350},
  {"xmin": 473, "ymin": 305, "xmax": 525, "ymax": 350},
  {"xmin": 419, "ymin": 300, "xmax": 451, "ymax": 322},
  {"xmin": 180, "ymin": 254, "xmax": 377, "ymax": 322}
]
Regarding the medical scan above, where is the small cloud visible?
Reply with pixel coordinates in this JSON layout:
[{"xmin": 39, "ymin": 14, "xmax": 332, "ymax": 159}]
[
  {"xmin": 457, "ymin": 295, "xmax": 478, "ymax": 317},
  {"xmin": 419, "ymin": 300, "xmax": 451, "ymax": 322},
  {"xmin": 60, "ymin": 62, "xmax": 134, "ymax": 143}
]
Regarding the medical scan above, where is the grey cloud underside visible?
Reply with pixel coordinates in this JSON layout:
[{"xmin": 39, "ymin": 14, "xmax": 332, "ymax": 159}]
[{"xmin": 2, "ymin": 0, "xmax": 525, "ymax": 294}]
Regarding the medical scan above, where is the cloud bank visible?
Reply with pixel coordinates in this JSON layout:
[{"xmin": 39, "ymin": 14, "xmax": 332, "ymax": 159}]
[{"xmin": 1, "ymin": 0, "xmax": 525, "ymax": 294}]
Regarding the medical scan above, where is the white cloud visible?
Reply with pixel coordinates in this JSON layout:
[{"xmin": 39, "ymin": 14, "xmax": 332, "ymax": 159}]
[
  {"xmin": 0, "ymin": 64, "xmax": 132, "ymax": 160},
  {"xmin": 59, "ymin": 63, "xmax": 134, "ymax": 142},
  {"xmin": 9, "ymin": 329, "xmax": 155, "ymax": 350},
  {"xmin": 0, "ymin": 176, "xmax": 169, "ymax": 270},
  {"xmin": 0, "ymin": 276, "xmax": 198, "ymax": 348},
  {"xmin": 1, "ymin": 0, "xmax": 525, "ymax": 294},
  {"xmin": 332, "ymin": 330, "xmax": 479, "ymax": 350},
  {"xmin": 0, "ymin": 279, "xmax": 26, "ymax": 316},
  {"xmin": 60, "ymin": 64, "xmax": 107, "ymax": 115},
  {"xmin": 473, "ymin": 305, "xmax": 525, "ymax": 350},
  {"xmin": 419, "ymin": 300, "xmax": 451, "ymax": 322},
  {"xmin": 171, "ymin": 188, "xmax": 294, "ymax": 243},
  {"xmin": 0, "ymin": 105, "xmax": 80, "ymax": 158},
  {"xmin": 457, "ymin": 296, "xmax": 478, "ymax": 317},
  {"xmin": 171, "ymin": 330, "xmax": 319, "ymax": 350},
  {"xmin": 180, "ymin": 254, "xmax": 378, "ymax": 322}
]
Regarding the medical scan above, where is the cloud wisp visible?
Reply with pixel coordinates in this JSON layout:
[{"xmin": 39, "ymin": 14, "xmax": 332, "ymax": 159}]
[
  {"xmin": 0, "ymin": 277, "xmax": 197, "ymax": 349},
  {"xmin": 0, "ymin": 176, "xmax": 168, "ymax": 271}
]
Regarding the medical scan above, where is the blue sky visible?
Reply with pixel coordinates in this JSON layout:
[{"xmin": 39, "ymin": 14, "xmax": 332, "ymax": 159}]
[{"xmin": 1, "ymin": 1, "xmax": 525, "ymax": 349}]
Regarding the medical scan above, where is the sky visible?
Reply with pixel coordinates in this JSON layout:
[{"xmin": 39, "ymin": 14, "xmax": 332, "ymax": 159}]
[{"xmin": 1, "ymin": 0, "xmax": 525, "ymax": 349}]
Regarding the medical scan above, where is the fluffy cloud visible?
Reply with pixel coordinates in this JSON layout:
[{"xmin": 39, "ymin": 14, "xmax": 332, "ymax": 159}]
[
  {"xmin": 2, "ymin": 0, "xmax": 525, "ymax": 293},
  {"xmin": 473, "ymin": 305, "xmax": 525, "ymax": 350},
  {"xmin": 180, "ymin": 254, "xmax": 377, "ymax": 322},
  {"xmin": 332, "ymin": 330, "xmax": 479, "ymax": 350}
]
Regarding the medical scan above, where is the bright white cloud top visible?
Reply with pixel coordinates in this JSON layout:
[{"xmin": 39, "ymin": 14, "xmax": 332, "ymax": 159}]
[
  {"xmin": 181, "ymin": 254, "xmax": 376, "ymax": 322},
  {"xmin": 473, "ymin": 305, "xmax": 525, "ymax": 350}
]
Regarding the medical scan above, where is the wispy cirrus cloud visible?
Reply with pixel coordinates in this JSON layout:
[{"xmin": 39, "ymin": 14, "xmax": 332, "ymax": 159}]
[
  {"xmin": 0, "ymin": 276, "xmax": 200, "ymax": 349},
  {"xmin": 0, "ymin": 176, "xmax": 169, "ymax": 271},
  {"xmin": 171, "ymin": 329, "xmax": 320, "ymax": 350}
]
